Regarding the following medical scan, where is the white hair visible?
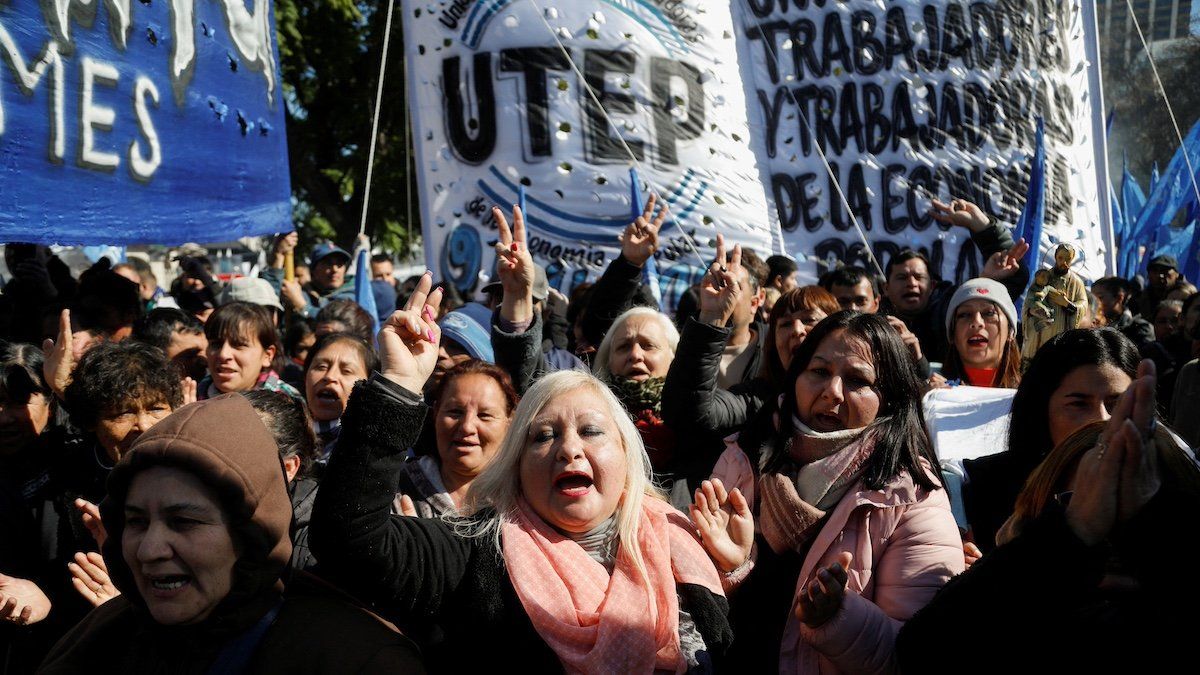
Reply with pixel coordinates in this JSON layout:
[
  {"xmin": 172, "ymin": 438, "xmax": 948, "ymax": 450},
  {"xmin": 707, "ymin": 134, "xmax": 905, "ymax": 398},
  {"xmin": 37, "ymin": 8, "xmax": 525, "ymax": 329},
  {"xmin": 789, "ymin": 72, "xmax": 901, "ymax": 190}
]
[
  {"xmin": 459, "ymin": 370, "xmax": 664, "ymax": 578},
  {"xmin": 591, "ymin": 306, "xmax": 680, "ymax": 383}
]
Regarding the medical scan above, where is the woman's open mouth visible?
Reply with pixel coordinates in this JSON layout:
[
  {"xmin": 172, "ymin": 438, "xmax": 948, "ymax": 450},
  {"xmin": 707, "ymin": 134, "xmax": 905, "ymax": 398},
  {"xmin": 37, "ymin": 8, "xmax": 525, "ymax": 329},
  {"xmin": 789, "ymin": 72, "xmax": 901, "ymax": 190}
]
[
  {"xmin": 553, "ymin": 471, "xmax": 594, "ymax": 497},
  {"xmin": 811, "ymin": 412, "xmax": 844, "ymax": 431},
  {"xmin": 966, "ymin": 335, "xmax": 989, "ymax": 348},
  {"xmin": 146, "ymin": 573, "xmax": 192, "ymax": 596}
]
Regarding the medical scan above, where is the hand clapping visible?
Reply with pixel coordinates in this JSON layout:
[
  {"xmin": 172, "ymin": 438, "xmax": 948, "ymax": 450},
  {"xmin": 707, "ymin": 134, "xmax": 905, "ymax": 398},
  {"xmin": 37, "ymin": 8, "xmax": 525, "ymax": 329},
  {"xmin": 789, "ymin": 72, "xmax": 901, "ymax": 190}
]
[{"xmin": 689, "ymin": 478, "xmax": 753, "ymax": 573}]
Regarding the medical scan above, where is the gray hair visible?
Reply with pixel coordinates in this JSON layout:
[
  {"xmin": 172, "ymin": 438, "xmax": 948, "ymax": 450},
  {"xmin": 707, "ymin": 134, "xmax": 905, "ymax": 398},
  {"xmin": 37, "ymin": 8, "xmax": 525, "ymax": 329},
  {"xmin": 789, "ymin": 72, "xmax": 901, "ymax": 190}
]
[{"xmin": 591, "ymin": 306, "xmax": 680, "ymax": 383}]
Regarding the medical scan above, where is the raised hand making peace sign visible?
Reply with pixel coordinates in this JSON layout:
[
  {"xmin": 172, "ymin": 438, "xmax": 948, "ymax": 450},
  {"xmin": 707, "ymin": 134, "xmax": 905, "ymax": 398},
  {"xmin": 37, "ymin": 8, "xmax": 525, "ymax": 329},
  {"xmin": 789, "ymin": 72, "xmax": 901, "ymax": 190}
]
[
  {"xmin": 619, "ymin": 192, "xmax": 669, "ymax": 267},
  {"xmin": 378, "ymin": 272, "xmax": 444, "ymax": 395},
  {"xmin": 698, "ymin": 234, "xmax": 743, "ymax": 327},
  {"xmin": 493, "ymin": 205, "xmax": 536, "ymax": 325}
]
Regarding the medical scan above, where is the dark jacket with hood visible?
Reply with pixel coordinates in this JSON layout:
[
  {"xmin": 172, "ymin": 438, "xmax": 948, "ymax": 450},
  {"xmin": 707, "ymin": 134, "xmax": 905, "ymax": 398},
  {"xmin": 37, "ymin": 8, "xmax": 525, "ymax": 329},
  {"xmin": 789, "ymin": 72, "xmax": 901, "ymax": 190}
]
[{"xmin": 39, "ymin": 395, "xmax": 423, "ymax": 674}]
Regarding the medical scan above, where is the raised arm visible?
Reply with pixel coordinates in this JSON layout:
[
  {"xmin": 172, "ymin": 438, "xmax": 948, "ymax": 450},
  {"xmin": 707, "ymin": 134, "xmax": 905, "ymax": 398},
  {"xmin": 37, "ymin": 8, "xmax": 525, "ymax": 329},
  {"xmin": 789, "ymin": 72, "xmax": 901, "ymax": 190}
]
[
  {"xmin": 489, "ymin": 205, "xmax": 550, "ymax": 394},
  {"xmin": 581, "ymin": 194, "xmax": 668, "ymax": 346},
  {"xmin": 662, "ymin": 236, "xmax": 765, "ymax": 436},
  {"xmin": 311, "ymin": 274, "xmax": 474, "ymax": 619}
]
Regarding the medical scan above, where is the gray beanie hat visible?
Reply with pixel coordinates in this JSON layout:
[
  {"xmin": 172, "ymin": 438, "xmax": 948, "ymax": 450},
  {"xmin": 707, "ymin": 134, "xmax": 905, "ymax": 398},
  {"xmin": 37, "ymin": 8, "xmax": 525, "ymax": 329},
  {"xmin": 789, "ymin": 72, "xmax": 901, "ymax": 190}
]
[{"xmin": 945, "ymin": 278, "xmax": 1018, "ymax": 340}]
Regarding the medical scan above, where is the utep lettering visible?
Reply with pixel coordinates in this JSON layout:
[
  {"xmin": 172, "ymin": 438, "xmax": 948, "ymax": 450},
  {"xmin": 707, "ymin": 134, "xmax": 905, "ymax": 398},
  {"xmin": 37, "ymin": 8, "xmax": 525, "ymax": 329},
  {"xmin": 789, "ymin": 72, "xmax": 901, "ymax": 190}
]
[{"xmin": 443, "ymin": 48, "xmax": 704, "ymax": 167}]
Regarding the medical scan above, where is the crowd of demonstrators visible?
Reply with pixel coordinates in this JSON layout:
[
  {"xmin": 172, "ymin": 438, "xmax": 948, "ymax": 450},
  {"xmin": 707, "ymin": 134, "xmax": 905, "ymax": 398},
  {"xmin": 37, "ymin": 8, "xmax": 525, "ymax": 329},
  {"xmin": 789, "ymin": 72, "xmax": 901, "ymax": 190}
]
[{"xmin": 2, "ymin": 190, "xmax": 1200, "ymax": 674}]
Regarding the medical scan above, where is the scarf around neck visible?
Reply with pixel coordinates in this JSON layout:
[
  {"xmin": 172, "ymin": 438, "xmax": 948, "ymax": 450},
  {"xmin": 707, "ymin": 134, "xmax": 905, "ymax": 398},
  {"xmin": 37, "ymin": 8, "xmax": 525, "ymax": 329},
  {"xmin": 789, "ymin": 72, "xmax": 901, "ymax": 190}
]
[
  {"xmin": 608, "ymin": 375, "xmax": 666, "ymax": 415},
  {"xmin": 501, "ymin": 497, "xmax": 723, "ymax": 674},
  {"xmin": 757, "ymin": 416, "xmax": 885, "ymax": 556}
]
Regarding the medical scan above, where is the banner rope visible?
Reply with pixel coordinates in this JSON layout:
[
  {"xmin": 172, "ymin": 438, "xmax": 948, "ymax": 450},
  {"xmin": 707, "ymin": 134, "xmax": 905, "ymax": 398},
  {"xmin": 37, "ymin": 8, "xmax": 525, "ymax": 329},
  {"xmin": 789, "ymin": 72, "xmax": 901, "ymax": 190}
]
[
  {"xmin": 526, "ymin": 0, "xmax": 709, "ymax": 269},
  {"xmin": 358, "ymin": 0, "xmax": 399, "ymax": 238},
  {"xmin": 727, "ymin": 0, "xmax": 883, "ymax": 278},
  {"xmin": 1124, "ymin": 0, "xmax": 1200, "ymax": 209}
]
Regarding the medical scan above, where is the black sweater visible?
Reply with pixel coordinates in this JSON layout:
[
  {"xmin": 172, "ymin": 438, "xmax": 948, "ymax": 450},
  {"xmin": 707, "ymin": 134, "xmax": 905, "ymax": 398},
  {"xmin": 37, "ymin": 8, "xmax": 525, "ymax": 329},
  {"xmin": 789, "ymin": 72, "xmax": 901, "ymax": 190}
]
[{"xmin": 310, "ymin": 376, "xmax": 733, "ymax": 673}]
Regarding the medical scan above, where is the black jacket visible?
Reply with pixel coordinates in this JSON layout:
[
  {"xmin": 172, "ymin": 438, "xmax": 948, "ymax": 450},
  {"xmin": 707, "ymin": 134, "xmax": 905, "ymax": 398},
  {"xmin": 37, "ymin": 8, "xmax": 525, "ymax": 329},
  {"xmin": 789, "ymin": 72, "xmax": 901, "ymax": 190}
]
[
  {"xmin": 896, "ymin": 493, "xmax": 1196, "ymax": 671},
  {"xmin": 580, "ymin": 254, "xmax": 645, "ymax": 349},
  {"xmin": 310, "ymin": 376, "xmax": 733, "ymax": 673},
  {"xmin": 881, "ymin": 221, "xmax": 1025, "ymax": 363},
  {"xmin": 661, "ymin": 318, "xmax": 774, "ymax": 443}
]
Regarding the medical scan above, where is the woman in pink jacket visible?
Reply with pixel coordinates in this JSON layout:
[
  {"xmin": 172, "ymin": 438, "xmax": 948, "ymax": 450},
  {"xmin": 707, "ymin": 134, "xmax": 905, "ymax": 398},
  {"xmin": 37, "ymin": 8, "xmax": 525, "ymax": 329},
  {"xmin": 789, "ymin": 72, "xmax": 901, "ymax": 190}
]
[{"xmin": 710, "ymin": 310, "xmax": 964, "ymax": 673}]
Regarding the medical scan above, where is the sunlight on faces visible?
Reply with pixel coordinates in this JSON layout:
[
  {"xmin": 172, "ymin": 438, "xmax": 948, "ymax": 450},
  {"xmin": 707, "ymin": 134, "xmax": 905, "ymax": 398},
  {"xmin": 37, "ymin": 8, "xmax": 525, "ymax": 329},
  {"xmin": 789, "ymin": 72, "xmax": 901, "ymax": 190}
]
[
  {"xmin": 885, "ymin": 259, "xmax": 933, "ymax": 313},
  {"xmin": 609, "ymin": 315, "xmax": 673, "ymax": 381},
  {"xmin": 305, "ymin": 341, "xmax": 370, "ymax": 422},
  {"xmin": 953, "ymin": 299, "xmax": 1009, "ymax": 369},
  {"xmin": 94, "ymin": 398, "xmax": 173, "ymax": 463},
  {"xmin": 435, "ymin": 374, "xmax": 511, "ymax": 479},
  {"xmin": 206, "ymin": 331, "xmax": 274, "ymax": 394},
  {"xmin": 774, "ymin": 307, "xmax": 828, "ymax": 370},
  {"xmin": 1047, "ymin": 364, "xmax": 1133, "ymax": 448},
  {"xmin": 122, "ymin": 467, "xmax": 238, "ymax": 626},
  {"xmin": 794, "ymin": 329, "xmax": 881, "ymax": 432},
  {"xmin": 519, "ymin": 387, "xmax": 627, "ymax": 534},
  {"xmin": 831, "ymin": 279, "xmax": 879, "ymax": 313}
]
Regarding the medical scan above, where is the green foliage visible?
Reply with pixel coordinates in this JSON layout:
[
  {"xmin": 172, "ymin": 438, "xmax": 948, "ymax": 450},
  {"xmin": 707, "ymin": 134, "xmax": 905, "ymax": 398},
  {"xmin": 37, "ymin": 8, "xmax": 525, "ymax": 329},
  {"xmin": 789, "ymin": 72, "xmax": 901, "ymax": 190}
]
[{"xmin": 276, "ymin": 0, "xmax": 420, "ymax": 260}]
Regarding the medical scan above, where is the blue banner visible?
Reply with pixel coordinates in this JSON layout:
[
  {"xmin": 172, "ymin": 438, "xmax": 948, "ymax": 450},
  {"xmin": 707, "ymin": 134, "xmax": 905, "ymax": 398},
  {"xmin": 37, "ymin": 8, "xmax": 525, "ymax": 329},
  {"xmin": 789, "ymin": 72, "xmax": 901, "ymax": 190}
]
[
  {"xmin": 0, "ymin": 1, "xmax": 291, "ymax": 245},
  {"xmin": 1015, "ymin": 118, "xmax": 1046, "ymax": 272}
]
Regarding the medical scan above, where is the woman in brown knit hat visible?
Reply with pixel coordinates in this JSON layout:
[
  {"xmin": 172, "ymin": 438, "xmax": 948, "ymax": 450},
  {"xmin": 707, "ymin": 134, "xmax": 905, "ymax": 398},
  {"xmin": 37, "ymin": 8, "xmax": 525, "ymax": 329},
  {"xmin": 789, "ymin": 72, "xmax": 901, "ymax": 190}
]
[{"xmin": 39, "ymin": 394, "xmax": 423, "ymax": 674}]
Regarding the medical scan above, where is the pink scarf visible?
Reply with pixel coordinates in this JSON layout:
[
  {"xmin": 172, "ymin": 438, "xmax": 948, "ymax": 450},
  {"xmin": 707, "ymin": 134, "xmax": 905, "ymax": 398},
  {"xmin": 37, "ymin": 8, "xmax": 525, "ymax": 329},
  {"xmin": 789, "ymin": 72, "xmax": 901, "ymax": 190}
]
[{"xmin": 502, "ymin": 497, "xmax": 724, "ymax": 674}]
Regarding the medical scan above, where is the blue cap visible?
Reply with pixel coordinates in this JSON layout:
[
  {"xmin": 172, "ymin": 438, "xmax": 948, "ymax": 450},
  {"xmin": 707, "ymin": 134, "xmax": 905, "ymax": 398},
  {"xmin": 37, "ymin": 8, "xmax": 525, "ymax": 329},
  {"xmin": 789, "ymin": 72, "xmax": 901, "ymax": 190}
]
[
  {"xmin": 309, "ymin": 242, "xmax": 351, "ymax": 266},
  {"xmin": 438, "ymin": 302, "xmax": 494, "ymax": 363}
]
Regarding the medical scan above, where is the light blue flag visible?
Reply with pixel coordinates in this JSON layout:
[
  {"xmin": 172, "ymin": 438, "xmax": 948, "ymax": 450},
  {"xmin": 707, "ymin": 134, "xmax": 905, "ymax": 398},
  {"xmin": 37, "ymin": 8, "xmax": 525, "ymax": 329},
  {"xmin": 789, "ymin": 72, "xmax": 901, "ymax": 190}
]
[
  {"xmin": 1131, "ymin": 117, "xmax": 1200, "ymax": 276},
  {"xmin": 1014, "ymin": 118, "xmax": 1046, "ymax": 313},
  {"xmin": 1154, "ymin": 221, "xmax": 1195, "ymax": 262},
  {"xmin": 629, "ymin": 167, "xmax": 663, "ymax": 310},
  {"xmin": 354, "ymin": 246, "xmax": 380, "ymax": 337},
  {"xmin": 1015, "ymin": 118, "xmax": 1046, "ymax": 272},
  {"xmin": 1150, "ymin": 163, "xmax": 1161, "ymax": 196},
  {"xmin": 1120, "ymin": 157, "xmax": 1149, "ymax": 278},
  {"xmin": 1183, "ymin": 201, "xmax": 1200, "ymax": 282}
]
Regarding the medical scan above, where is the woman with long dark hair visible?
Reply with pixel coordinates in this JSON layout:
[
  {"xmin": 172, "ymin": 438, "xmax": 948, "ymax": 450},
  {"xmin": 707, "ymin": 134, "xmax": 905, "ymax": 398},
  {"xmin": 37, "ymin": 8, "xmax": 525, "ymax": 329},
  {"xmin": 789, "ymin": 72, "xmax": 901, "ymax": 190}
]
[
  {"xmin": 718, "ymin": 311, "xmax": 963, "ymax": 673},
  {"xmin": 899, "ymin": 360, "xmax": 1200, "ymax": 670},
  {"xmin": 963, "ymin": 329, "xmax": 1140, "ymax": 551}
]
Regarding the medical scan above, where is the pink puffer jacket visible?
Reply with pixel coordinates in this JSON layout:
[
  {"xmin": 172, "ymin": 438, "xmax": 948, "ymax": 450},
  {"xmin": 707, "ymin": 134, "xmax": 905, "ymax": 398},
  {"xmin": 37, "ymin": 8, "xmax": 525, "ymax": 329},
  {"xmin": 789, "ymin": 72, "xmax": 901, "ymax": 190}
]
[
  {"xmin": 712, "ymin": 447, "xmax": 963, "ymax": 674},
  {"xmin": 785, "ymin": 466, "xmax": 963, "ymax": 674}
]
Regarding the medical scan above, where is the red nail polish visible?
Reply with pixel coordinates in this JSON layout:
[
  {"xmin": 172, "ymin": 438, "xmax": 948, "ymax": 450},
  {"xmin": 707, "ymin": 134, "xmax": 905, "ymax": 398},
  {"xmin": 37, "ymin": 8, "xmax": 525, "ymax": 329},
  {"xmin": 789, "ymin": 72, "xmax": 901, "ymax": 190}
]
[
  {"xmin": 511, "ymin": 243, "xmax": 518, "ymax": 251},
  {"xmin": 426, "ymin": 329, "xmax": 435, "ymax": 343}
]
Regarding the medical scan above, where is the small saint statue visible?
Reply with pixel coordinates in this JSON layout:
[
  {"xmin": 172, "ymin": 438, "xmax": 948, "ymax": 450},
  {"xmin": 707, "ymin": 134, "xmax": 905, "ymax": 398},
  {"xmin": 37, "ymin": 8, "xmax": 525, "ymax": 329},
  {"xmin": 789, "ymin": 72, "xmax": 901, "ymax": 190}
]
[{"xmin": 1021, "ymin": 243, "xmax": 1088, "ymax": 370}]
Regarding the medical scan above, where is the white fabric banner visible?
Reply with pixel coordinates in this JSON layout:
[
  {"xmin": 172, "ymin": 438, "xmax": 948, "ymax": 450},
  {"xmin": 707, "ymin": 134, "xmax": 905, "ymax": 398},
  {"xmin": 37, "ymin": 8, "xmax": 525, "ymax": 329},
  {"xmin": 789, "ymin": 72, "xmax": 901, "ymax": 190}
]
[
  {"xmin": 406, "ymin": 0, "xmax": 780, "ymax": 310},
  {"xmin": 732, "ymin": 0, "xmax": 1108, "ymax": 284}
]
